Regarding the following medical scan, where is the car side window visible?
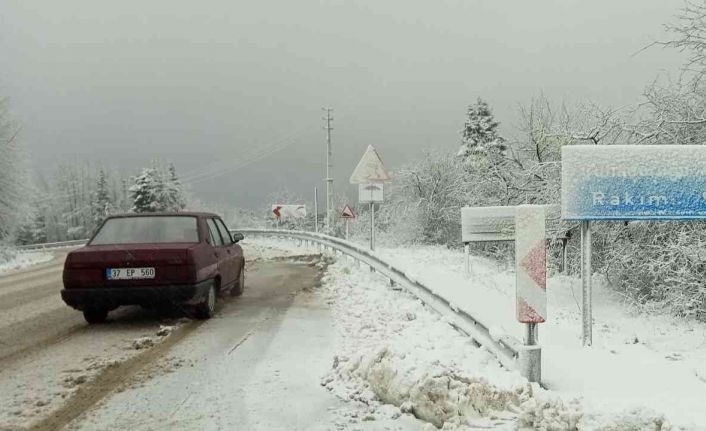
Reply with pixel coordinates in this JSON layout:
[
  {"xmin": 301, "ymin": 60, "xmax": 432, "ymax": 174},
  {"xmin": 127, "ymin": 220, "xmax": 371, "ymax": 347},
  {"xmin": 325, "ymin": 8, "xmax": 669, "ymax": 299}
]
[
  {"xmin": 215, "ymin": 219, "xmax": 233, "ymax": 244},
  {"xmin": 206, "ymin": 219, "xmax": 224, "ymax": 247}
]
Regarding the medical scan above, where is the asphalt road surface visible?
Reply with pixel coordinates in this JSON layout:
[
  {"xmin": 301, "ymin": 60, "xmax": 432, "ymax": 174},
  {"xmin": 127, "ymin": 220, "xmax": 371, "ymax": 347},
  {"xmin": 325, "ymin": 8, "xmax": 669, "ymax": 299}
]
[{"xmin": 0, "ymin": 251, "xmax": 417, "ymax": 431}]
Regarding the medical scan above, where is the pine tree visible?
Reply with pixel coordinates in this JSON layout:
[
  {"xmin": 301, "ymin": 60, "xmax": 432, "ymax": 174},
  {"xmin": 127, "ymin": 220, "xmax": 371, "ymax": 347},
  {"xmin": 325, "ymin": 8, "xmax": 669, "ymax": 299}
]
[
  {"xmin": 129, "ymin": 163, "xmax": 186, "ymax": 213},
  {"xmin": 15, "ymin": 219, "xmax": 36, "ymax": 245},
  {"xmin": 15, "ymin": 210, "xmax": 48, "ymax": 245},
  {"xmin": 91, "ymin": 169, "xmax": 113, "ymax": 228},
  {"xmin": 165, "ymin": 163, "xmax": 186, "ymax": 211},
  {"xmin": 457, "ymin": 98, "xmax": 507, "ymax": 158},
  {"xmin": 129, "ymin": 168, "xmax": 162, "ymax": 213}
]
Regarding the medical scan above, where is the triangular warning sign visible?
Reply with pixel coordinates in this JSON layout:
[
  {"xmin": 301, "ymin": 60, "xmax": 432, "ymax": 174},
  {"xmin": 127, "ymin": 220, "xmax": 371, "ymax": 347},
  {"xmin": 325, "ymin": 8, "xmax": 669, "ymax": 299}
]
[
  {"xmin": 340, "ymin": 205, "xmax": 356, "ymax": 219},
  {"xmin": 349, "ymin": 145, "xmax": 391, "ymax": 184}
]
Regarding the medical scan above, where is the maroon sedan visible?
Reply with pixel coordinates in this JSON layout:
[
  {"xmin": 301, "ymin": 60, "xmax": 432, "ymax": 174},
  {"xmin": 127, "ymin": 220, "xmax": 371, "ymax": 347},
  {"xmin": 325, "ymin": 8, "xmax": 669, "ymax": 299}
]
[{"xmin": 62, "ymin": 212, "xmax": 245, "ymax": 324}]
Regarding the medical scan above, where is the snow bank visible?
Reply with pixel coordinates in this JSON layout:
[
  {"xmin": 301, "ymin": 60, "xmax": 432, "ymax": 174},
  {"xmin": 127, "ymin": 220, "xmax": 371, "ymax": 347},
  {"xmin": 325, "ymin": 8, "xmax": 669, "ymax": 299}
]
[
  {"xmin": 0, "ymin": 247, "xmax": 53, "ymax": 276},
  {"xmin": 374, "ymin": 244, "xmax": 706, "ymax": 430},
  {"xmin": 319, "ymin": 258, "xmax": 590, "ymax": 430},
  {"xmin": 242, "ymin": 236, "xmax": 705, "ymax": 429},
  {"xmin": 241, "ymin": 236, "xmax": 317, "ymax": 261}
]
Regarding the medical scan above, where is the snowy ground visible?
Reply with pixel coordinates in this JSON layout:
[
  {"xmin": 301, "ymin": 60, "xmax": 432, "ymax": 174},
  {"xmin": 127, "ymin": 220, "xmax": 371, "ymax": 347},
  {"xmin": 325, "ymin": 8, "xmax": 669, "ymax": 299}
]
[
  {"xmin": 3, "ymin": 236, "xmax": 701, "ymax": 430},
  {"xmin": 0, "ymin": 247, "xmax": 54, "ymax": 276},
  {"xmin": 256, "ymin": 237, "xmax": 704, "ymax": 430},
  {"xmin": 372, "ymin": 245, "xmax": 706, "ymax": 430}
]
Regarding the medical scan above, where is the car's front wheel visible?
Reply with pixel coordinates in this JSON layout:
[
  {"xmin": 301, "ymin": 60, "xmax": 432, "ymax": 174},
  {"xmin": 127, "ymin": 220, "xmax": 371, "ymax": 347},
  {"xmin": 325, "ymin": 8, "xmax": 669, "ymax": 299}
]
[
  {"xmin": 194, "ymin": 282, "xmax": 217, "ymax": 319},
  {"xmin": 83, "ymin": 308, "xmax": 109, "ymax": 324}
]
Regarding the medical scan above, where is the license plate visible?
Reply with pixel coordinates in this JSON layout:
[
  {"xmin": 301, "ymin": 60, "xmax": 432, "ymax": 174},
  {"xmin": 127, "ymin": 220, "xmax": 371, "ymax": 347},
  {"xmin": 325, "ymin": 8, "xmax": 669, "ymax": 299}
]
[{"xmin": 106, "ymin": 267, "xmax": 155, "ymax": 280}]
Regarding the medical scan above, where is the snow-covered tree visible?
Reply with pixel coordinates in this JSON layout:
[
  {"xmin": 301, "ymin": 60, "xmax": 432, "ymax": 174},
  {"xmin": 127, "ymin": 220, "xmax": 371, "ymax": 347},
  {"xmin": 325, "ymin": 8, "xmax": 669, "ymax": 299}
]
[
  {"xmin": 129, "ymin": 168, "xmax": 163, "ymax": 213},
  {"xmin": 165, "ymin": 163, "xmax": 186, "ymax": 212},
  {"xmin": 457, "ymin": 98, "xmax": 506, "ymax": 158},
  {"xmin": 0, "ymin": 97, "xmax": 28, "ymax": 240},
  {"xmin": 91, "ymin": 169, "xmax": 114, "ymax": 228},
  {"xmin": 129, "ymin": 163, "xmax": 186, "ymax": 213},
  {"xmin": 15, "ymin": 211, "xmax": 47, "ymax": 245}
]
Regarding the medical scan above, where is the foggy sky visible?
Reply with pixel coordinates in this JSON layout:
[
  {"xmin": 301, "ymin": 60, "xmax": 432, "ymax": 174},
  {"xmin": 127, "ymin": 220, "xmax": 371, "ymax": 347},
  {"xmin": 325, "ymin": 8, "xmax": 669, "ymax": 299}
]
[{"xmin": 0, "ymin": 0, "xmax": 686, "ymax": 209}]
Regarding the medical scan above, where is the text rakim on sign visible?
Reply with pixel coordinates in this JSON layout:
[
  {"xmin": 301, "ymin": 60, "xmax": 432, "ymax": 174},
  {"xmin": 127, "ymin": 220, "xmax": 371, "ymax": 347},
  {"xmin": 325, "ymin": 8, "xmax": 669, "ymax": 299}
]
[
  {"xmin": 562, "ymin": 145, "xmax": 706, "ymax": 220},
  {"xmin": 581, "ymin": 177, "xmax": 706, "ymax": 218}
]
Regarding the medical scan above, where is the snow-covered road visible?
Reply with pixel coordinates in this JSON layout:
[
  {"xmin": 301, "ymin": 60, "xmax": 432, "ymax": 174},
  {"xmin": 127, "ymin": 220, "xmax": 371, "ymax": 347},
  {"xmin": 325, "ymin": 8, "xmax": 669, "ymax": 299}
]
[
  {"xmin": 0, "ymin": 250, "xmax": 82, "ymax": 362},
  {"xmin": 5, "ymin": 237, "xmax": 692, "ymax": 430},
  {"xmin": 0, "ymin": 242, "xmax": 423, "ymax": 431},
  {"xmin": 66, "ymin": 259, "xmax": 418, "ymax": 431}
]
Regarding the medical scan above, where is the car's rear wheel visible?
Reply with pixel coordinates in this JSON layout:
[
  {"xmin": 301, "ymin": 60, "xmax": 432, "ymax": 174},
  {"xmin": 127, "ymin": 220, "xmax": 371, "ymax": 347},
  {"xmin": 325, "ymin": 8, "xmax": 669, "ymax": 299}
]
[
  {"xmin": 194, "ymin": 282, "xmax": 217, "ymax": 319},
  {"xmin": 232, "ymin": 267, "xmax": 245, "ymax": 297},
  {"xmin": 83, "ymin": 308, "xmax": 109, "ymax": 324}
]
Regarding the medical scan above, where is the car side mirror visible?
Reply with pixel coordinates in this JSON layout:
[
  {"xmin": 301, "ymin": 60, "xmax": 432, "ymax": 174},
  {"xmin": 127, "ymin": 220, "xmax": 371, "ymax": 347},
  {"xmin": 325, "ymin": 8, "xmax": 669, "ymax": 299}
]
[{"xmin": 232, "ymin": 232, "xmax": 244, "ymax": 243}]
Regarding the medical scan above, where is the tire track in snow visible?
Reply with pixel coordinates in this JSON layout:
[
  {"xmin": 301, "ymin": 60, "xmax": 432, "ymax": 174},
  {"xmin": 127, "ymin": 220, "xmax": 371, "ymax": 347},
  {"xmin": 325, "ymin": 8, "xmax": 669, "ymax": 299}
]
[{"xmin": 27, "ymin": 320, "xmax": 203, "ymax": 431}]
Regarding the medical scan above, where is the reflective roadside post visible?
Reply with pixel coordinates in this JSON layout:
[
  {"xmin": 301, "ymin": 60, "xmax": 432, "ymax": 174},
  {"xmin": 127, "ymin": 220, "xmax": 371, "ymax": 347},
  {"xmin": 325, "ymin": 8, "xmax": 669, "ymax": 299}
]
[
  {"xmin": 515, "ymin": 205, "xmax": 546, "ymax": 383},
  {"xmin": 461, "ymin": 204, "xmax": 545, "ymax": 383}
]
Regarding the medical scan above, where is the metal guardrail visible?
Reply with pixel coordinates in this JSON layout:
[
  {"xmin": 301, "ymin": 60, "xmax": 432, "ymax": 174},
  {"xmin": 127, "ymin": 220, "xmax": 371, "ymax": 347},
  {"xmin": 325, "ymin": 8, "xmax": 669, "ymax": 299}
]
[
  {"xmin": 16, "ymin": 239, "xmax": 88, "ymax": 251},
  {"xmin": 238, "ymin": 228, "xmax": 541, "ymax": 382},
  {"xmin": 13, "ymin": 229, "xmax": 541, "ymax": 380}
]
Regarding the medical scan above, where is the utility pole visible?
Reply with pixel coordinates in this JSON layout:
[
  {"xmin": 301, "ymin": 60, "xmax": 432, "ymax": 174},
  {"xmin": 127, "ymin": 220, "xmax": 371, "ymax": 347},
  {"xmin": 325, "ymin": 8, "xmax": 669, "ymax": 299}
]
[
  {"xmin": 322, "ymin": 107, "xmax": 334, "ymax": 233},
  {"xmin": 314, "ymin": 187, "xmax": 319, "ymax": 233}
]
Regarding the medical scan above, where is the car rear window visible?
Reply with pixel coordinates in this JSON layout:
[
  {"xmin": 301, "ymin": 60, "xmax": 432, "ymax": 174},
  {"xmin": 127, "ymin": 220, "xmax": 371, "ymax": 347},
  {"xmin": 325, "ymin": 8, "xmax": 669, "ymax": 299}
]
[{"xmin": 90, "ymin": 216, "xmax": 199, "ymax": 245}]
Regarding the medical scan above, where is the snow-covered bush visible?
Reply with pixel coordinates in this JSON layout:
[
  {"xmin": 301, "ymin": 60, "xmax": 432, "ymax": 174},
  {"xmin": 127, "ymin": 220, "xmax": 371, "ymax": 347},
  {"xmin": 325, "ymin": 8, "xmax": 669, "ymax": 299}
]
[{"xmin": 594, "ymin": 221, "xmax": 706, "ymax": 320}]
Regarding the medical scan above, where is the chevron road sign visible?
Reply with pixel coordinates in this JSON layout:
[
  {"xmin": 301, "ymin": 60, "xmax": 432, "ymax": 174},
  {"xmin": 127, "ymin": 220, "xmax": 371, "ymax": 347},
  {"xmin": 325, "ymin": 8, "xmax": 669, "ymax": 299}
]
[{"xmin": 515, "ymin": 205, "xmax": 547, "ymax": 324}]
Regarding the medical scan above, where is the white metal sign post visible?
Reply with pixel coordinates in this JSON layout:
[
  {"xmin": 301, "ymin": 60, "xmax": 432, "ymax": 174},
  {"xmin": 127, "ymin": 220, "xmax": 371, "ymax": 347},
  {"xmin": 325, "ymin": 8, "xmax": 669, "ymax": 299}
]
[
  {"xmin": 580, "ymin": 220, "xmax": 591, "ymax": 345},
  {"xmin": 562, "ymin": 144, "xmax": 706, "ymax": 347},
  {"xmin": 358, "ymin": 183, "xmax": 383, "ymax": 250},
  {"xmin": 350, "ymin": 145, "xmax": 390, "ymax": 251}
]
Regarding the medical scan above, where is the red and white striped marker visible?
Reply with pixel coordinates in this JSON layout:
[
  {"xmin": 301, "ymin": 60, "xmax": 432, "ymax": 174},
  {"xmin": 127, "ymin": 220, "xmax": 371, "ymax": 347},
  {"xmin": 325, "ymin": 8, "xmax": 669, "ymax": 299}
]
[{"xmin": 515, "ymin": 205, "xmax": 546, "ymax": 323}]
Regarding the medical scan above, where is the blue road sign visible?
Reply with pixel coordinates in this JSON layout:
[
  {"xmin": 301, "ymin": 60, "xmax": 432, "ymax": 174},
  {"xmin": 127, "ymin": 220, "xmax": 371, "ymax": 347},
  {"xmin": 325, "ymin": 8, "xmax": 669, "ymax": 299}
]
[{"xmin": 562, "ymin": 145, "xmax": 706, "ymax": 220}]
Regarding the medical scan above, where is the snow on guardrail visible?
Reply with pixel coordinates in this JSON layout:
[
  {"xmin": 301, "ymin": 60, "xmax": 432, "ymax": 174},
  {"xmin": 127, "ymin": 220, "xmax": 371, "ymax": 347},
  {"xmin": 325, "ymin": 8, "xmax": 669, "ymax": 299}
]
[
  {"xmin": 16, "ymin": 239, "xmax": 88, "ymax": 251},
  {"xmin": 236, "ymin": 228, "xmax": 540, "ymax": 382}
]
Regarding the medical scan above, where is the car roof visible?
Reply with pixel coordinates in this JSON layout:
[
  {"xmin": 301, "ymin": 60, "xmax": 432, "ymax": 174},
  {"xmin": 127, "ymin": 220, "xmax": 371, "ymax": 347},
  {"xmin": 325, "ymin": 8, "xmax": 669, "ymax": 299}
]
[{"xmin": 106, "ymin": 212, "xmax": 220, "ymax": 219}]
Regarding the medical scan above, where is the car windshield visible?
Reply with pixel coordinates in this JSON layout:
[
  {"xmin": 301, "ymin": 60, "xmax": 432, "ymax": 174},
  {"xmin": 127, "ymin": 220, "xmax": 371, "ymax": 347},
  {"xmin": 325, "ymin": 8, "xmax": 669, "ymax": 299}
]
[{"xmin": 90, "ymin": 216, "xmax": 199, "ymax": 245}]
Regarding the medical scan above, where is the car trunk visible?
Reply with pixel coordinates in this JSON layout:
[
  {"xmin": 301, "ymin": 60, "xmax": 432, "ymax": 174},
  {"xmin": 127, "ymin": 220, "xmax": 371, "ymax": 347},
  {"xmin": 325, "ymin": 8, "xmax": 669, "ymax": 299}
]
[{"xmin": 64, "ymin": 243, "xmax": 197, "ymax": 288}]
